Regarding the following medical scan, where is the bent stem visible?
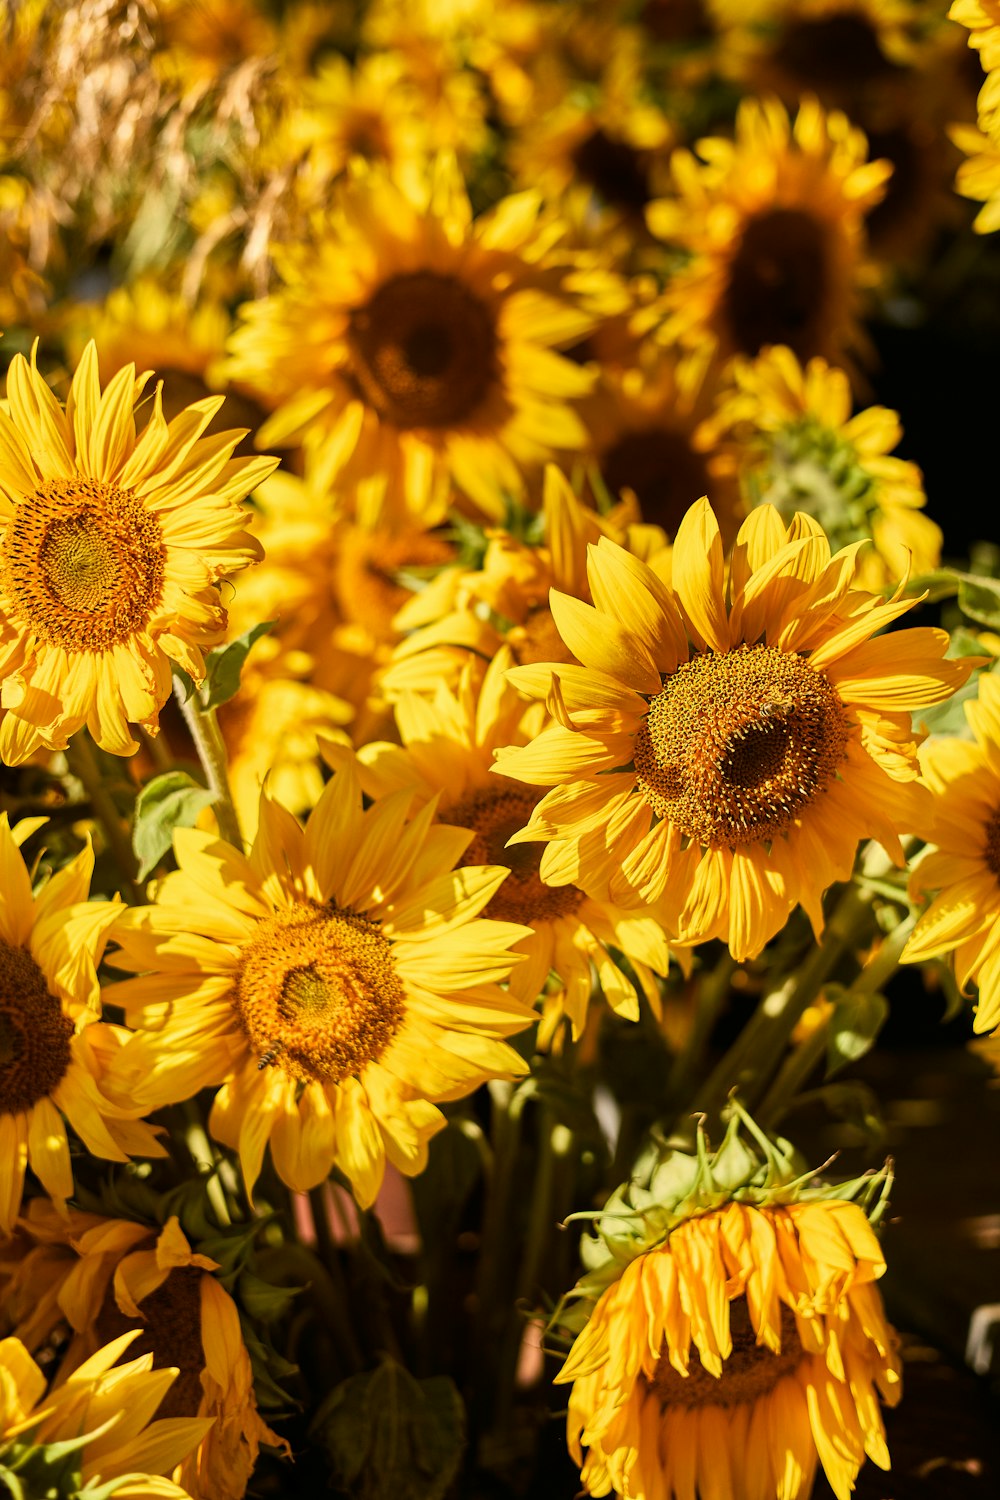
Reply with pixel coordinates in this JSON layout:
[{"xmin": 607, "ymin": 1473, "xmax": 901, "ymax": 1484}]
[
  {"xmin": 175, "ymin": 673, "xmax": 243, "ymax": 848},
  {"xmin": 65, "ymin": 731, "xmax": 142, "ymax": 903}
]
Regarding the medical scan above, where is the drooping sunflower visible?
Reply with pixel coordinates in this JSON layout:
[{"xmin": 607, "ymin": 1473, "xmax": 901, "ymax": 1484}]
[
  {"xmin": 902, "ymin": 671, "xmax": 1000, "ymax": 1034},
  {"xmin": 0, "ymin": 814, "xmax": 164, "ymax": 1236},
  {"xmin": 4, "ymin": 1201, "xmax": 285, "ymax": 1500},
  {"xmin": 646, "ymin": 97, "xmax": 891, "ymax": 377},
  {"xmin": 104, "ymin": 765, "xmax": 536, "ymax": 1207},
  {"xmin": 696, "ymin": 343, "xmax": 941, "ymax": 590},
  {"xmin": 225, "ymin": 154, "xmax": 601, "ymax": 520},
  {"xmin": 496, "ymin": 498, "xmax": 972, "ymax": 960},
  {"xmin": 0, "ymin": 342, "xmax": 275, "ymax": 763},
  {"xmin": 358, "ymin": 649, "xmax": 673, "ymax": 1045},
  {"xmin": 0, "ymin": 1330, "xmax": 211, "ymax": 1500}
]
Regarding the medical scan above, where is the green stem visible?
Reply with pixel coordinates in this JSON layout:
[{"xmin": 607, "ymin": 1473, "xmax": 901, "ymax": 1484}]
[
  {"xmin": 471, "ymin": 1080, "xmax": 529, "ymax": 1426},
  {"xmin": 65, "ymin": 732, "xmax": 142, "ymax": 903},
  {"xmin": 666, "ymin": 951, "xmax": 738, "ymax": 1111},
  {"xmin": 175, "ymin": 675, "xmax": 243, "ymax": 849}
]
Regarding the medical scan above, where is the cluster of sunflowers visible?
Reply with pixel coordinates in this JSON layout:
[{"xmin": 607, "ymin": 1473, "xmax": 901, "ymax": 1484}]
[{"xmin": 1, "ymin": 1, "xmax": 999, "ymax": 1498}]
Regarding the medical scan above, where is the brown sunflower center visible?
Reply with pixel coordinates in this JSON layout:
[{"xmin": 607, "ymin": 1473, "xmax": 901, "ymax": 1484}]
[
  {"xmin": 0, "ymin": 939, "xmax": 74, "ymax": 1115},
  {"xmin": 772, "ymin": 15, "xmax": 899, "ymax": 93},
  {"xmin": 649, "ymin": 1298, "xmax": 803, "ymax": 1409},
  {"xmin": 0, "ymin": 479, "xmax": 166, "ymax": 652},
  {"xmin": 348, "ymin": 271, "xmax": 498, "ymax": 429},
  {"xmin": 449, "ymin": 783, "xmax": 584, "ymax": 924},
  {"xmin": 509, "ymin": 604, "xmax": 579, "ymax": 667},
  {"xmin": 234, "ymin": 901, "xmax": 406, "ymax": 1083},
  {"xmin": 634, "ymin": 644, "xmax": 849, "ymax": 849},
  {"xmin": 985, "ymin": 809, "xmax": 1000, "ymax": 881},
  {"xmin": 602, "ymin": 428, "xmax": 710, "ymax": 533},
  {"xmin": 96, "ymin": 1267, "xmax": 205, "ymax": 1420},
  {"xmin": 571, "ymin": 128, "xmax": 650, "ymax": 213},
  {"xmin": 333, "ymin": 526, "xmax": 455, "ymax": 640},
  {"xmin": 723, "ymin": 209, "xmax": 830, "ymax": 363}
]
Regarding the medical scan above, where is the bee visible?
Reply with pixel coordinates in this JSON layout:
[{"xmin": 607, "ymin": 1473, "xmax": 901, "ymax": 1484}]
[
  {"xmin": 758, "ymin": 696, "xmax": 794, "ymax": 721},
  {"xmin": 257, "ymin": 1042, "xmax": 284, "ymax": 1070}
]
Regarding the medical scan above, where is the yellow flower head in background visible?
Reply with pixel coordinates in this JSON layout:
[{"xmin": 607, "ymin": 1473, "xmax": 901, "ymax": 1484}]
[
  {"xmin": 0, "ymin": 814, "xmax": 162, "ymax": 1236},
  {"xmin": 0, "ymin": 343, "xmax": 276, "ymax": 763},
  {"xmin": 105, "ymin": 763, "xmax": 536, "ymax": 1207},
  {"xmin": 903, "ymin": 671, "xmax": 1000, "ymax": 1033},
  {"xmin": 497, "ymin": 498, "xmax": 972, "ymax": 960},
  {"xmin": 225, "ymin": 154, "xmax": 600, "ymax": 521}
]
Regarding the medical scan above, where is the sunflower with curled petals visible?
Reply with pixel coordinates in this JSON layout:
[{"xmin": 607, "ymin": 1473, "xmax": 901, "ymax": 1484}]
[
  {"xmin": 357, "ymin": 649, "xmax": 673, "ymax": 1046},
  {"xmin": 104, "ymin": 765, "xmax": 535, "ymax": 1208},
  {"xmin": 646, "ymin": 97, "xmax": 891, "ymax": 378},
  {"xmin": 902, "ymin": 672, "xmax": 1000, "ymax": 1034},
  {"xmin": 0, "ymin": 342, "xmax": 275, "ymax": 764},
  {"xmin": 225, "ymin": 155, "xmax": 603, "ymax": 521},
  {"xmin": 496, "ymin": 498, "xmax": 973, "ymax": 961},
  {"xmin": 0, "ymin": 815, "xmax": 163, "ymax": 1236},
  {"xmin": 4, "ymin": 1201, "xmax": 285, "ymax": 1500}
]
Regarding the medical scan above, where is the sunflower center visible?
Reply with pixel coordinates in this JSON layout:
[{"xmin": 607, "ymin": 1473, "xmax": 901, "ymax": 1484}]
[
  {"xmin": 985, "ymin": 809, "xmax": 1000, "ymax": 881},
  {"xmin": 723, "ymin": 209, "xmax": 829, "ymax": 362},
  {"xmin": 96, "ymin": 1267, "xmax": 205, "ymax": 1421},
  {"xmin": 634, "ymin": 644, "xmax": 849, "ymax": 849},
  {"xmin": 0, "ymin": 939, "xmax": 74, "ymax": 1115},
  {"xmin": 449, "ymin": 783, "xmax": 585, "ymax": 924},
  {"xmin": 348, "ymin": 271, "xmax": 498, "ymax": 429},
  {"xmin": 0, "ymin": 479, "xmax": 166, "ymax": 652},
  {"xmin": 772, "ymin": 15, "xmax": 899, "ymax": 93},
  {"xmin": 510, "ymin": 604, "xmax": 579, "ymax": 667},
  {"xmin": 649, "ymin": 1298, "xmax": 803, "ymax": 1409},
  {"xmin": 602, "ymin": 428, "xmax": 710, "ymax": 533},
  {"xmin": 571, "ymin": 128, "xmax": 650, "ymax": 213},
  {"xmin": 333, "ymin": 526, "xmax": 455, "ymax": 640},
  {"xmin": 234, "ymin": 901, "xmax": 406, "ymax": 1083}
]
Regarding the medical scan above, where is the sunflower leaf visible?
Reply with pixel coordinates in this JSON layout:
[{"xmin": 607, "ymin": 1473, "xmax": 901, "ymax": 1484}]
[
  {"xmin": 196, "ymin": 620, "xmax": 275, "ymax": 710},
  {"xmin": 958, "ymin": 575, "xmax": 1000, "ymax": 629},
  {"xmin": 132, "ymin": 771, "xmax": 216, "ymax": 880},
  {"xmin": 826, "ymin": 985, "xmax": 889, "ymax": 1077}
]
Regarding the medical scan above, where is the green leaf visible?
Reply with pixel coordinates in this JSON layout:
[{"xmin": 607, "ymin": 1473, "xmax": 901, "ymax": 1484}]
[
  {"xmin": 237, "ymin": 1269, "xmax": 302, "ymax": 1323},
  {"xmin": 958, "ymin": 575, "xmax": 1000, "ymax": 629},
  {"xmin": 132, "ymin": 771, "xmax": 216, "ymax": 880},
  {"xmin": 311, "ymin": 1356, "xmax": 465, "ymax": 1500},
  {"xmin": 826, "ymin": 985, "xmax": 889, "ymax": 1077},
  {"xmin": 196, "ymin": 621, "xmax": 275, "ymax": 710}
]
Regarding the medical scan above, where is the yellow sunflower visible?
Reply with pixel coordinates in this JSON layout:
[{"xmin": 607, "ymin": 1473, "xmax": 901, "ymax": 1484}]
[
  {"xmin": 496, "ymin": 497, "xmax": 972, "ymax": 960},
  {"xmin": 557, "ymin": 1195, "xmax": 899, "ymax": 1500},
  {"xmin": 696, "ymin": 343, "xmax": 941, "ymax": 590},
  {"xmin": 0, "ymin": 814, "xmax": 164, "ymax": 1236},
  {"xmin": 0, "ymin": 342, "xmax": 275, "ymax": 764},
  {"xmin": 104, "ymin": 765, "xmax": 536, "ymax": 1208},
  {"xmin": 0, "ymin": 1331, "xmax": 211, "ymax": 1500},
  {"xmin": 225, "ymin": 154, "xmax": 600, "ymax": 520},
  {"xmin": 902, "ymin": 672, "xmax": 1000, "ymax": 1033},
  {"xmin": 292, "ymin": 51, "xmax": 431, "ymax": 193},
  {"xmin": 3, "ymin": 1202, "xmax": 285, "ymax": 1500},
  {"xmin": 646, "ymin": 96, "xmax": 891, "ymax": 376},
  {"xmin": 950, "ymin": 115, "xmax": 1000, "ymax": 233},
  {"xmin": 951, "ymin": 0, "xmax": 1000, "ymax": 72},
  {"xmin": 357, "ymin": 649, "xmax": 673, "ymax": 1046}
]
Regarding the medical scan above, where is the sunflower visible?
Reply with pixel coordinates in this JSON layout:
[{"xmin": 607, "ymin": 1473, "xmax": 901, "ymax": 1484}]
[
  {"xmin": 901, "ymin": 672, "xmax": 1000, "ymax": 1033},
  {"xmin": 292, "ymin": 51, "xmax": 432, "ymax": 192},
  {"xmin": 496, "ymin": 497, "xmax": 972, "ymax": 960},
  {"xmin": 951, "ymin": 0, "xmax": 1000, "ymax": 72},
  {"xmin": 104, "ymin": 765, "xmax": 536, "ymax": 1208},
  {"xmin": 0, "ymin": 342, "xmax": 275, "ymax": 764},
  {"xmin": 950, "ymin": 116, "xmax": 1000, "ymax": 233},
  {"xmin": 557, "ymin": 1193, "xmax": 900, "ymax": 1500},
  {"xmin": 0, "ymin": 1331, "xmax": 211, "ymax": 1500},
  {"xmin": 696, "ymin": 344, "xmax": 942, "ymax": 590},
  {"xmin": 155, "ymin": 0, "xmax": 279, "ymax": 86},
  {"xmin": 225, "ymin": 154, "xmax": 600, "ymax": 520},
  {"xmin": 0, "ymin": 814, "xmax": 165, "ymax": 1236},
  {"xmin": 646, "ymin": 97, "xmax": 891, "ymax": 377},
  {"xmin": 3, "ymin": 1201, "xmax": 285, "ymax": 1500},
  {"xmin": 358, "ymin": 649, "xmax": 673, "ymax": 1046}
]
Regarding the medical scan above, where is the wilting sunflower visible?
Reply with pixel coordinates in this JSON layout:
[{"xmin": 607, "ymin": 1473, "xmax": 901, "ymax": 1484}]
[
  {"xmin": 0, "ymin": 814, "xmax": 164, "ymax": 1235},
  {"xmin": 697, "ymin": 343, "xmax": 941, "ymax": 590},
  {"xmin": 902, "ymin": 672, "xmax": 1000, "ymax": 1033},
  {"xmin": 0, "ymin": 1330, "xmax": 210, "ymax": 1500},
  {"xmin": 105, "ymin": 765, "xmax": 535, "ymax": 1207},
  {"xmin": 4, "ymin": 1201, "xmax": 284, "ymax": 1500},
  {"xmin": 557, "ymin": 1185, "xmax": 900, "ymax": 1500},
  {"xmin": 646, "ymin": 97, "xmax": 891, "ymax": 376},
  {"xmin": 225, "ymin": 154, "xmax": 600, "ymax": 519},
  {"xmin": 358, "ymin": 649, "xmax": 672, "ymax": 1045},
  {"xmin": 497, "ymin": 498, "xmax": 971, "ymax": 960},
  {"xmin": 0, "ymin": 342, "xmax": 275, "ymax": 763}
]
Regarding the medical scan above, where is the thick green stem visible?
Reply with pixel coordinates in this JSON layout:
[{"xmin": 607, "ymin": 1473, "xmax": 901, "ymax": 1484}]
[
  {"xmin": 175, "ymin": 675, "xmax": 243, "ymax": 849},
  {"xmin": 65, "ymin": 732, "xmax": 142, "ymax": 903},
  {"xmin": 666, "ymin": 951, "xmax": 738, "ymax": 1111}
]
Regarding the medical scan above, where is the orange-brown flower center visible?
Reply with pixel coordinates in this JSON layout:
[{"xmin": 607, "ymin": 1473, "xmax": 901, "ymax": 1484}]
[
  {"xmin": 634, "ymin": 644, "xmax": 849, "ymax": 849},
  {"xmin": 985, "ymin": 809, "xmax": 1000, "ymax": 881},
  {"xmin": 0, "ymin": 479, "xmax": 165, "ymax": 652},
  {"xmin": 332, "ymin": 525, "xmax": 455, "ymax": 641},
  {"xmin": 649, "ymin": 1297, "xmax": 803, "ymax": 1409},
  {"xmin": 571, "ymin": 128, "xmax": 650, "ymax": 214},
  {"xmin": 771, "ymin": 15, "xmax": 899, "ymax": 95},
  {"xmin": 348, "ymin": 271, "xmax": 498, "ymax": 429},
  {"xmin": 723, "ymin": 209, "xmax": 831, "ymax": 362},
  {"xmin": 0, "ymin": 939, "xmax": 73, "ymax": 1115},
  {"xmin": 601, "ymin": 427, "xmax": 710, "ymax": 534},
  {"xmin": 96, "ymin": 1266, "xmax": 205, "ymax": 1420},
  {"xmin": 509, "ymin": 604, "xmax": 579, "ymax": 667},
  {"xmin": 449, "ymin": 783, "xmax": 585, "ymax": 924},
  {"xmin": 234, "ymin": 901, "xmax": 406, "ymax": 1083}
]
